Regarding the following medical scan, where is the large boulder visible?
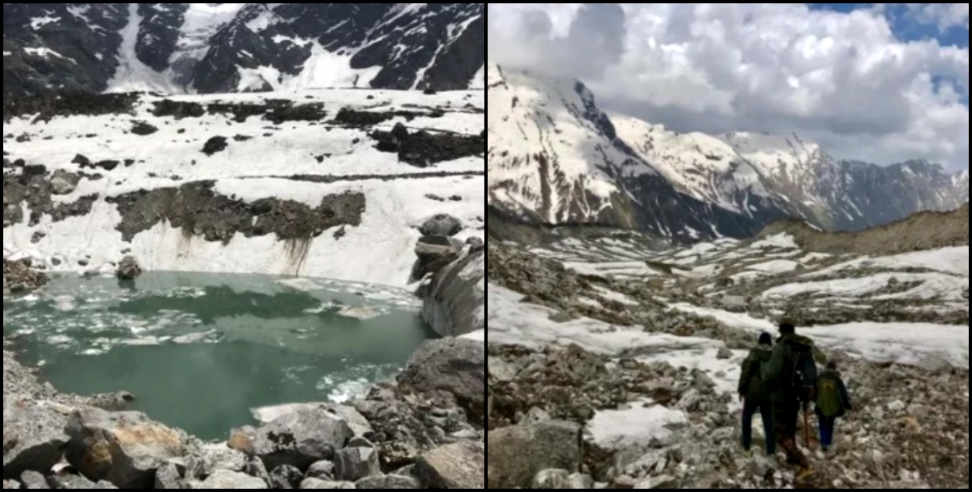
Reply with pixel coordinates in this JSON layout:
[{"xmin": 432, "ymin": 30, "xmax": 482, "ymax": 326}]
[
  {"xmin": 304, "ymin": 460, "xmax": 336, "ymax": 480},
  {"xmin": 154, "ymin": 461, "xmax": 185, "ymax": 489},
  {"xmin": 413, "ymin": 440, "xmax": 484, "ymax": 489},
  {"xmin": 349, "ymin": 384, "xmax": 441, "ymax": 470},
  {"xmin": 186, "ymin": 441, "xmax": 248, "ymax": 479},
  {"xmin": 269, "ymin": 464, "xmax": 303, "ymax": 489},
  {"xmin": 487, "ymin": 420, "xmax": 581, "ymax": 488},
  {"xmin": 250, "ymin": 403, "xmax": 373, "ymax": 441},
  {"xmin": 64, "ymin": 406, "xmax": 189, "ymax": 488},
  {"xmin": 531, "ymin": 469, "xmax": 594, "ymax": 489},
  {"xmin": 419, "ymin": 248, "xmax": 484, "ymax": 337},
  {"xmin": 115, "ymin": 256, "xmax": 142, "ymax": 280},
  {"xmin": 50, "ymin": 169, "xmax": 81, "ymax": 195},
  {"xmin": 3, "ymin": 258, "xmax": 49, "ymax": 293},
  {"xmin": 3, "ymin": 397, "xmax": 71, "ymax": 479},
  {"xmin": 186, "ymin": 469, "xmax": 267, "ymax": 489},
  {"xmin": 397, "ymin": 338, "xmax": 485, "ymax": 423},
  {"xmin": 418, "ymin": 214, "xmax": 462, "ymax": 237},
  {"xmin": 298, "ymin": 478, "xmax": 355, "ymax": 489},
  {"xmin": 20, "ymin": 470, "xmax": 48, "ymax": 489},
  {"xmin": 49, "ymin": 473, "xmax": 119, "ymax": 489},
  {"xmin": 234, "ymin": 406, "xmax": 354, "ymax": 471},
  {"xmin": 333, "ymin": 446, "xmax": 380, "ymax": 481},
  {"xmin": 355, "ymin": 473, "xmax": 421, "ymax": 489},
  {"xmin": 411, "ymin": 235, "xmax": 461, "ymax": 281}
]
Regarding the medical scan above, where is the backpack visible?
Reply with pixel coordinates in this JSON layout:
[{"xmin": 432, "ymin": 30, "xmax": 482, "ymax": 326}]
[
  {"xmin": 816, "ymin": 374, "xmax": 841, "ymax": 417},
  {"xmin": 784, "ymin": 336, "xmax": 817, "ymax": 402},
  {"xmin": 744, "ymin": 347, "xmax": 772, "ymax": 399}
]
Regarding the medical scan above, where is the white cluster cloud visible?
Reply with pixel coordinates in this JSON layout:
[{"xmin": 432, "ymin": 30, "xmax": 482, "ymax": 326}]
[
  {"xmin": 488, "ymin": 4, "xmax": 969, "ymax": 172},
  {"xmin": 901, "ymin": 3, "xmax": 970, "ymax": 33}
]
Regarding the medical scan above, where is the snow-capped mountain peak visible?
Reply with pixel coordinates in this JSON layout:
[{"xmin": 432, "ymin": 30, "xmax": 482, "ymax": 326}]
[
  {"xmin": 488, "ymin": 65, "xmax": 969, "ymax": 240},
  {"xmin": 2, "ymin": 3, "xmax": 484, "ymax": 98}
]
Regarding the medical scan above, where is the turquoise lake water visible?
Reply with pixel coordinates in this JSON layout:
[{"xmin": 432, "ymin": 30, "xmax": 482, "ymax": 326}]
[{"xmin": 2, "ymin": 271, "xmax": 433, "ymax": 440}]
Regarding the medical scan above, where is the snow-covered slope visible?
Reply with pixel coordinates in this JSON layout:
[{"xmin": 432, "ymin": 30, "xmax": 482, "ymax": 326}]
[
  {"xmin": 2, "ymin": 89, "xmax": 484, "ymax": 287},
  {"xmin": 488, "ymin": 63, "xmax": 770, "ymax": 241},
  {"xmin": 3, "ymin": 3, "xmax": 485, "ymax": 98},
  {"xmin": 487, "ymin": 63, "xmax": 969, "ymax": 239},
  {"xmin": 487, "ymin": 63, "xmax": 644, "ymax": 225}
]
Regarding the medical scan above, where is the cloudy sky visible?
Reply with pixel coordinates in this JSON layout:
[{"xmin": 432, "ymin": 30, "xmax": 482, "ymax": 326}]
[{"xmin": 488, "ymin": 3, "xmax": 970, "ymax": 173}]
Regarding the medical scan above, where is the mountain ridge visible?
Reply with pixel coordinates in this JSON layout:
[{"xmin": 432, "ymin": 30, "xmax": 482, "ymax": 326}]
[
  {"xmin": 487, "ymin": 62, "xmax": 969, "ymax": 241},
  {"xmin": 2, "ymin": 3, "xmax": 484, "ymax": 97}
]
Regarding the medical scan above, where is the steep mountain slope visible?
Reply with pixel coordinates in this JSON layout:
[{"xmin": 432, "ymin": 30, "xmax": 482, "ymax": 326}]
[
  {"xmin": 487, "ymin": 63, "xmax": 770, "ymax": 241},
  {"xmin": 2, "ymin": 3, "xmax": 484, "ymax": 98},
  {"xmin": 488, "ymin": 63, "xmax": 969, "ymax": 240}
]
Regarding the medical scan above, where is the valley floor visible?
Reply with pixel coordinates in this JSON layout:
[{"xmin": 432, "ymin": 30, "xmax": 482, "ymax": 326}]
[{"xmin": 487, "ymin": 230, "xmax": 969, "ymax": 488}]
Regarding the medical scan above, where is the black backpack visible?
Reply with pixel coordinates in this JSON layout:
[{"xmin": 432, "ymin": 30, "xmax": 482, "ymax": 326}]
[{"xmin": 785, "ymin": 337, "xmax": 817, "ymax": 402}]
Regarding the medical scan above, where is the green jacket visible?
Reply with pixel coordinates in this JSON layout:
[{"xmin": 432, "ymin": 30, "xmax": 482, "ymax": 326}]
[
  {"xmin": 761, "ymin": 332, "xmax": 816, "ymax": 403},
  {"xmin": 738, "ymin": 344, "xmax": 773, "ymax": 401}
]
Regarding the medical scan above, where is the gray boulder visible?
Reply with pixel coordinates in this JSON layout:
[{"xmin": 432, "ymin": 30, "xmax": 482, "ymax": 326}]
[
  {"xmin": 304, "ymin": 460, "xmax": 336, "ymax": 480},
  {"xmin": 420, "ymin": 249, "xmax": 484, "ymax": 336},
  {"xmin": 269, "ymin": 464, "xmax": 303, "ymax": 489},
  {"xmin": 531, "ymin": 469, "xmax": 594, "ymax": 489},
  {"xmin": 64, "ymin": 406, "xmax": 189, "ymax": 489},
  {"xmin": 355, "ymin": 473, "xmax": 420, "ymax": 489},
  {"xmin": 487, "ymin": 420, "xmax": 581, "ymax": 488},
  {"xmin": 397, "ymin": 338, "xmax": 485, "ymax": 422},
  {"xmin": 3, "ymin": 397, "xmax": 71, "ymax": 479},
  {"xmin": 115, "ymin": 256, "xmax": 142, "ymax": 280},
  {"xmin": 50, "ymin": 169, "xmax": 81, "ymax": 195},
  {"xmin": 187, "ymin": 442, "xmax": 248, "ymax": 479},
  {"xmin": 186, "ymin": 469, "xmax": 267, "ymax": 489},
  {"xmin": 250, "ymin": 403, "xmax": 373, "ymax": 441},
  {"xmin": 247, "ymin": 406, "xmax": 354, "ymax": 471},
  {"xmin": 634, "ymin": 474, "xmax": 677, "ymax": 488},
  {"xmin": 418, "ymin": 214, "xmax": 462, "ymax": 237},
  {"xmin": 411, "ymin": 235, "xmax": 461, "ymax": 281},
  {"xmin": 333, "ymin": 446, "xmax": 380, "ymax": 481},
  {"xmin": 385, "ymin": 474, "xmax": 423, "ymax": 489},
  {"xmin": 298, "ymin": 478, "xmax": 355, "ymax": 489},
  {"xmin": 20, "ymin": 470, "xmax": 48, "ymax": 489},
  {"xmin": 413, "ymin": 440, "xmax": 484, "ymax": 489},
  {"xmin": 50, "ymin": 473, "xmax": 119, "ymax": 489},
  {"xmin": 154, "ymin": 461, "xmax": 184, "ymax": 489}
]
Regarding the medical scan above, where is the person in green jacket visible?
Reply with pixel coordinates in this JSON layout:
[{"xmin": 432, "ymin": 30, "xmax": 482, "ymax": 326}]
[
  {"xmin": 761, "ymin": 321, "xmax": 817, "ymax": 472},
  {"xmin": 815, "ymin": 360, "xmax": 852, "ymax": 453},
  {"xmin": 738, "ymin": 331, "xmax": 775, "ymax": 455}
]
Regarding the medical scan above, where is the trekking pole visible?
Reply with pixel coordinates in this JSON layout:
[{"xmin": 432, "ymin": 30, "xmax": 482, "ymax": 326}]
[{"xmin": 802, "ymin": 399, "xmax": 810, "ymax": 449}]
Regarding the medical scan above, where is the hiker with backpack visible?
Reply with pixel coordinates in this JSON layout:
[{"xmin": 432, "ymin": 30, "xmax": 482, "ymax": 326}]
[
  {"xmin": 761, "ymin": 321, "xmax": 817, "ymax": 475},
  {"xmin": 738, "ymin": 332, "xmax": 775, "ymax": 455},
  {"xmin": 815, "ymin": 360, "xmax": 852, "ymax": 454}
]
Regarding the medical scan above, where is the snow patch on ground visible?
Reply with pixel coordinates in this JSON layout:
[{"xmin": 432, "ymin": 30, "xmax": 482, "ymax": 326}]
[
  {"xmin": 488, "ymin": 284, "xmax": 720, "ymax": 355},
  {"xmin": 748, "ymin": 232, "xmax": 798, "ymax": 250},
  {"xmin": 588, "ymin": 399, "xmax": 687, "ymax": 450}
]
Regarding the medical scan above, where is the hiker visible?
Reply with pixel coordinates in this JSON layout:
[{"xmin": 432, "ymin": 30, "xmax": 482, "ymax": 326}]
[
  {"xmin": 738, "ymin": 331, "xmax": 775, "ymax": 455},
  {"xmin": 761, "ymin": 321, "xmax": 817, "ymax": 473},
  {"xmin": 815, "ymin": 360, "xmax": 852, "ymax": 454}
]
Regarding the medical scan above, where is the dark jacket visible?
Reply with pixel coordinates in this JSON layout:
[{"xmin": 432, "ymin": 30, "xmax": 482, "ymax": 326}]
[
  {"xmin": 738, "ymin": 344, "xmax": 773, "ymax": 401},
  {"xmin": 762, "ymin": 332, "xmax": 816, "ymax": 403},
  {"xmin": 814, "ymin": 369, "xmax": 852, "ymax": 417}
]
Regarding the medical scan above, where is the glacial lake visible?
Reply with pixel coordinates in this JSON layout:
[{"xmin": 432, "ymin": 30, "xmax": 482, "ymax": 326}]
[{"xmin": 2, "ymin": 272, "xmax": 433, "ymax": 440}]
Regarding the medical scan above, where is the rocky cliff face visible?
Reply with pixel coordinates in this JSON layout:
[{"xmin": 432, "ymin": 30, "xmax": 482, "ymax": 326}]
[
  {"xmin": 2, "ymin": 3, "xmax": 484, "ymax": 98},
  {"xmin": 488, "ymin": 63, "xmax": 969, "ymax": 241}
]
